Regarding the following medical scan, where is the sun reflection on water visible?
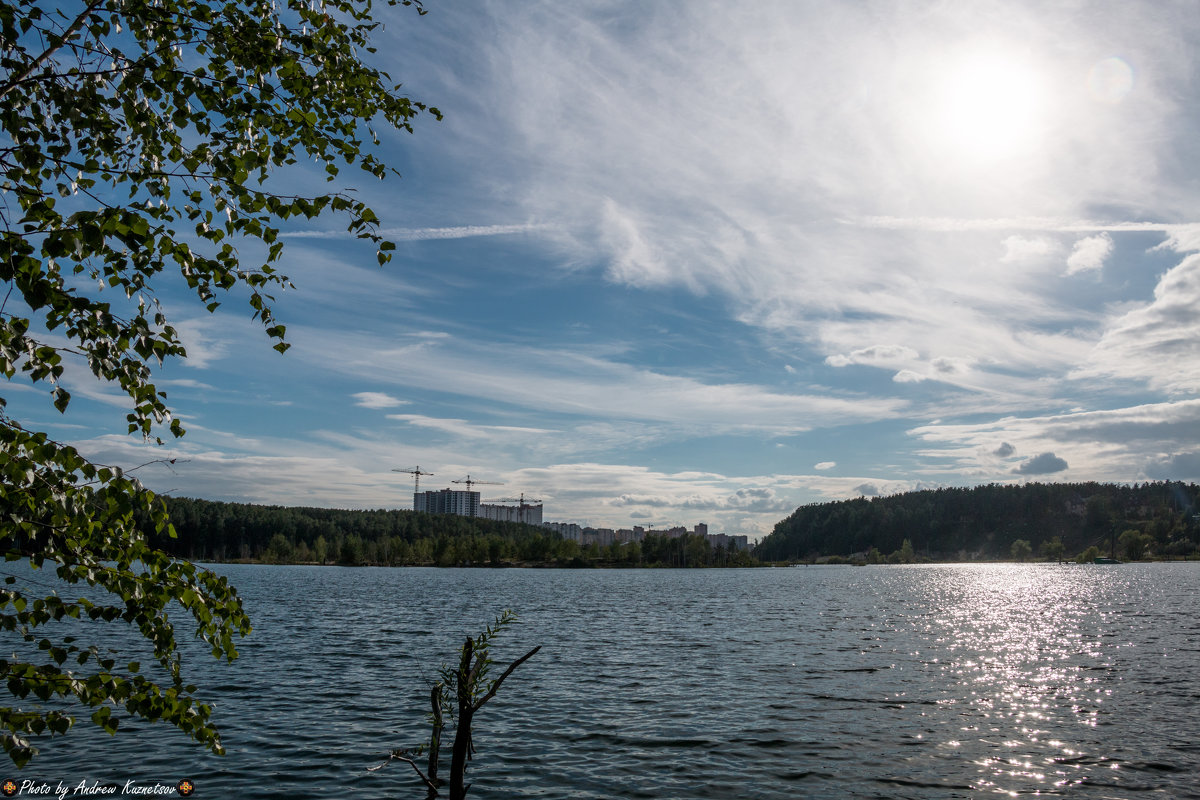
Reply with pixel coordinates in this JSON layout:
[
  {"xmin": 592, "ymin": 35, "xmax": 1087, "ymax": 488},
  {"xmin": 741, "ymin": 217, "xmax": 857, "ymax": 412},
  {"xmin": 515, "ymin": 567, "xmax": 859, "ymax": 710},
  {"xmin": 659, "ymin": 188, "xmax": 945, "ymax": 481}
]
[{"xmin": 909, "ymin": 563, "xmax": 1139, "ymax": 794}]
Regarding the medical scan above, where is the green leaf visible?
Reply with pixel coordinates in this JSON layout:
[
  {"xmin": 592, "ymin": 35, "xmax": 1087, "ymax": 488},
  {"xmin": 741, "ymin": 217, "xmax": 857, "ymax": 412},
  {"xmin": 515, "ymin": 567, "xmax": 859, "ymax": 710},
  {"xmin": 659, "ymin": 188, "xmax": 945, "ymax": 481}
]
[{"xmin": 0, "ymin": 0, "xmax": 434, "ymax": 768}]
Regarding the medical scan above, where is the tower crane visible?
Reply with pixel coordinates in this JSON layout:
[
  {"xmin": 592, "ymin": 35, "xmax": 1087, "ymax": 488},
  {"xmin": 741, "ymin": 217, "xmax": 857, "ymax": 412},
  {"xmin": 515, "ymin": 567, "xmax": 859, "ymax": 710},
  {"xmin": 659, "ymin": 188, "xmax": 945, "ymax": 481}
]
[
  {"xmin": 392, "ymin": 466, "xmax": 434, "ymax": 495},
  {"xmin": 483, "ymin": 493, "xmax": 543, "ymax": 524},
  {"xmin": 451, "ymin": 475, "xmax": 502, "ymax": 493},
  {"xmin": 484, "ymin": 493, "xmax": 543, "ymax": 508}
]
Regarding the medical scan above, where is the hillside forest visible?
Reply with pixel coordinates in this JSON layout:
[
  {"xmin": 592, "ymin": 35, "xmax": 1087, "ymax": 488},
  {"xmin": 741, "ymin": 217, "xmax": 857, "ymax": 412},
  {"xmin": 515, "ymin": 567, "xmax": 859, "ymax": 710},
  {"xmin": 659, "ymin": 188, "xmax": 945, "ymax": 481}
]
[{"xmin": 754, "ymin": 481, "xmax": 1200, "ymax": 563}]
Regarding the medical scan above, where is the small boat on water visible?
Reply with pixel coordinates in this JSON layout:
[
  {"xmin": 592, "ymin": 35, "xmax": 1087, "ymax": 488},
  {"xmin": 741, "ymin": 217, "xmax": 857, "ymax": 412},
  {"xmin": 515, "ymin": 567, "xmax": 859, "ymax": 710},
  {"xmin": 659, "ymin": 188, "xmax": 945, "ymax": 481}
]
[{"xmin": 1094, "ymin": 556, "xmax": 1122, "ymax": 564}]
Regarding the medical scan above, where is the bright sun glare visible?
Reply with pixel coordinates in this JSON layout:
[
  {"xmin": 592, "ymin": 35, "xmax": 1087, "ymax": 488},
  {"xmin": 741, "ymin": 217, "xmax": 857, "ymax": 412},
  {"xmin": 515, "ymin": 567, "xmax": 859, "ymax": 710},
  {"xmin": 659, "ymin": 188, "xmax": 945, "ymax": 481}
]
[{"xmin": 924, "ymin": 50, "xmax": 1046, "ymax": 165}]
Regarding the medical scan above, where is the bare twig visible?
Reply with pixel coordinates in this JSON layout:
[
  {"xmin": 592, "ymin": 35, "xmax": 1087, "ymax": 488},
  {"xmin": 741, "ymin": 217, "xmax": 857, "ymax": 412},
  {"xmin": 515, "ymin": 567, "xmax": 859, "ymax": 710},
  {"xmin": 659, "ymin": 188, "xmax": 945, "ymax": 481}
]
[
  {"xmin": 473, "ymin": 645, "xmax": 542, "ymax": 710},
  {"xmin": 368, "ymin": 750, "xmax": 438, "ymax": 794},
  {"xmin": 428, "ymin": 682, "xmax": 444, "ymax": 785}
]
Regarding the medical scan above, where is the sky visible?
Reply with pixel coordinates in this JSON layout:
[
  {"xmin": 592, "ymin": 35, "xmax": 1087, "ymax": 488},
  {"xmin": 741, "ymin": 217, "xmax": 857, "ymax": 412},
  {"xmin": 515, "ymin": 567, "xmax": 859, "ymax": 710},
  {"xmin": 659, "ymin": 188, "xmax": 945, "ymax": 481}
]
[{"xmin": 12, "ymin": 0, "xmax": 1200, "ymax": 541}]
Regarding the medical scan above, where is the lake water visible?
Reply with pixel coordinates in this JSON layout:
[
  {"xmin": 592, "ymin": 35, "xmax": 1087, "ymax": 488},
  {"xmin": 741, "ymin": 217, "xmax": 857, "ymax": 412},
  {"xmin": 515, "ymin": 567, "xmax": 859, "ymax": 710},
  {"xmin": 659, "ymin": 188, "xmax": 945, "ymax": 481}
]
[{"xmin": 12, "ymin": 563, "xmax": 1200, "ymax": 798}]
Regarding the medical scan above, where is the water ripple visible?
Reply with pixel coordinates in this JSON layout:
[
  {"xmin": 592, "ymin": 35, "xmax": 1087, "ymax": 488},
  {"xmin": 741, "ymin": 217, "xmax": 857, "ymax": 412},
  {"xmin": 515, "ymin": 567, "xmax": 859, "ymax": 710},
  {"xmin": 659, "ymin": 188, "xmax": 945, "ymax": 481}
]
[{"xmin": 12, "ymin": 563, "xmax": 1200, "ymax": 798}]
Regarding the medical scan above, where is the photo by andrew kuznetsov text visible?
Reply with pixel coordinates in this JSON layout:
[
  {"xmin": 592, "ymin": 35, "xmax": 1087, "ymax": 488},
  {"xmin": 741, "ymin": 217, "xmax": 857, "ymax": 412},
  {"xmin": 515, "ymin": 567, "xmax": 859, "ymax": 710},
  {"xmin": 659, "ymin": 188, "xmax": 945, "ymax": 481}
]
[{"xmin": 0, "ymin": 780, "xmax": 193, "ymax": 798}]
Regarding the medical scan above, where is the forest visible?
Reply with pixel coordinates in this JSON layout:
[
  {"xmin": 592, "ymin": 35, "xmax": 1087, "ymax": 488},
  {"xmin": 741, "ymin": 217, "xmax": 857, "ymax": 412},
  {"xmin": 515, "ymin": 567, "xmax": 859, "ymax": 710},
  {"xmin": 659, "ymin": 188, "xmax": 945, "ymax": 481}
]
[
  {"xmin": 144, "ymin": 496, "xmax": 754, "ymax": 568},
  {"xmin": 754, "ymin": 481, "xmax": 1200, "ymax": 563},
  {"xmin": 146, "ymin": 482, "xmax": 1200, "ymax": 569}
]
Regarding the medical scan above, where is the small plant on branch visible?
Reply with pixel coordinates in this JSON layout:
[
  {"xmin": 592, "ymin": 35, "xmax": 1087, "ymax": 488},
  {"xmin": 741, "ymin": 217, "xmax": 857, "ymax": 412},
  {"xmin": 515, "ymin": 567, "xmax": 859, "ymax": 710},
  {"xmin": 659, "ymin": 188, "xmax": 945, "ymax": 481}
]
[{"xmin": 371, "ymin": 610, "xmax": 540, "ymax": 799}]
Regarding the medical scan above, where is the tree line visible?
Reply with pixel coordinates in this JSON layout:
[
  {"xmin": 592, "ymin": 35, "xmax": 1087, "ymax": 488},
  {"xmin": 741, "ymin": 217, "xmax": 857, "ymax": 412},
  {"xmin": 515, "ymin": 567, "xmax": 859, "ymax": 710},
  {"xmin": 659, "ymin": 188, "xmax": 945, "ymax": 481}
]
[
  {"xmin": 144, "ymin": 497, "xmax": 757, "ymax": 568},
  {"xmin": 754, "ymin": 481, "xmax": 1200, "ymax": 563}
]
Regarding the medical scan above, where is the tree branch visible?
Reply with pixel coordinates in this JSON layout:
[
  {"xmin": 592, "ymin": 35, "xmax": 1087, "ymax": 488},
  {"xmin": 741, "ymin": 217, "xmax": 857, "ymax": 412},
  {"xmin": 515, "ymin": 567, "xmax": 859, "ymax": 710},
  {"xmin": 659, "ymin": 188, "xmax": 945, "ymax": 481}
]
[
  {"xmin": 0, "ymin": 0, "xmax": 106, "ymax": 101},
  {"xmin": 472, "ymin": 645, "xmax": 541, "ymax": 711},
  {"xmin": 368, "ymin": 750, "xmax": 438, "ymax": 794},
  {"xmin": 428, "ymin": 682, "xmax": 444, "ymax": 786}
]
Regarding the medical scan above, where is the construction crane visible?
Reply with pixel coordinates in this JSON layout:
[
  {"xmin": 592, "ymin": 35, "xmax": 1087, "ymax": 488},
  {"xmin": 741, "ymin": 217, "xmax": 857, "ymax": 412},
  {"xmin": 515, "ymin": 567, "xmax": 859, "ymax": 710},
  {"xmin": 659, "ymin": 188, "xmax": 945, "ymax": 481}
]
[
  {"xmin": 452, "ymin": 475, "xmax": 502, "ymax": 493},
  {"xmin": 482, "ymin": 493, "xmax": 542, "ymax": 524},
  {"xmin": 392, "ymin": 466, "xmax": 434, "ymax": 495},
  {"xmin": 484, "ymin": 493, "xmax": 543, "ymax": 508}
]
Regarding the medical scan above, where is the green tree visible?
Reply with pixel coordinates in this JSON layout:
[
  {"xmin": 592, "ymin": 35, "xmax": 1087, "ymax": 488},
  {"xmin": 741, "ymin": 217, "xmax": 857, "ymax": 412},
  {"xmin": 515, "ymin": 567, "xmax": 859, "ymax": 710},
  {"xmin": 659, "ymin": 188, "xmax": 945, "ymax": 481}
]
[
  {"xmin": 263, "ymin": 532, "xmax": 294, "ymax": 564},
  {"xmin": 1, "ymin": 0, "xmax": 435, "ymax": 765},
  {"xmin": 1010, "ymin": 538, "xmax": 1032, "ymax": 562},
  {"xmin": 339, "ymin": 534, "xmax": 365, "ymax": 565},
  {"xmin": 1077, "ymin": 545, "xmax": 1101, "ymax": 563},
  {"xmin": 1119, "ymin": 529, "xmax": 1150, "ymax": 561},
  {"xmin": 1041, "ymin": 536, "xmax": 1065, "ymax": 562}
]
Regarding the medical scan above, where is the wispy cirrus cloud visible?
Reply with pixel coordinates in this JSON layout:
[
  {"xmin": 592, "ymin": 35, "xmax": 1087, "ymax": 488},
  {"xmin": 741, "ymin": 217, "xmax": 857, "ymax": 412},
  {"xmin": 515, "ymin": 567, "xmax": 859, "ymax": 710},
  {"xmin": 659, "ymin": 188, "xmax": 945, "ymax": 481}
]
[
  {"xmin": 294, "ymin": 328, "xmax": 906, "ymax": 435},
  {"xmin": 854, "ymin": 217, "xmax": 1192, "ymax": 234},
  {"xmin": 386, "ymin": 413, "xmax": 554, "ymax": 440},
  {"xmin": 353, "ymin": 391, "xmax": 408, "ymax": 409},
  {"xmin": 282, "ymin": 223, "xmax": 554, "ymax": 240}
]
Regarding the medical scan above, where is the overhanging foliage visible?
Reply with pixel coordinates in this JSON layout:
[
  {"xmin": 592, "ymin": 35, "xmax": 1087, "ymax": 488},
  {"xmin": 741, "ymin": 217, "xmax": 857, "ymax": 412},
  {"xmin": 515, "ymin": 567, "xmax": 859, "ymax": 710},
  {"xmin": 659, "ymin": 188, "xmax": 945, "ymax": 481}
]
[{"xmin": 0, "ymin": 0, "xmax": 436, "ymax": 764}]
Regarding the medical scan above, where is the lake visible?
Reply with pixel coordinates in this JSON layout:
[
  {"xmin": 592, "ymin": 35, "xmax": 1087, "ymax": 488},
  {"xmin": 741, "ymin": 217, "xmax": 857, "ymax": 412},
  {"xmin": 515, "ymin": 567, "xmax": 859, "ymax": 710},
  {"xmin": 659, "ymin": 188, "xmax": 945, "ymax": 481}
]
[{"xmin": 13, "ymin": 563, "xmax": 1200, "ymax": 798}]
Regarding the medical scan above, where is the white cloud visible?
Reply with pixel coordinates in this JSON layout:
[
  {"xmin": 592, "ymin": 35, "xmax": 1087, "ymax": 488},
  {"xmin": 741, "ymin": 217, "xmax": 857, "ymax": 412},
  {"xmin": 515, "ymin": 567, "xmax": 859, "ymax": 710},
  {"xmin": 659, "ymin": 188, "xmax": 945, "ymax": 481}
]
[
  {"xmin": 909, "ymin": 400, "xmax": 1200, "ymax": 481},
  {"xmin": 353, "ymin": 392, "xmax": 408, "ymax": 409},
  {"xmin": 826, "ymin": 345, "xmax": 920, "ymax": 368},
  {"xmin": 1065, "ymin": 232, "xmax": 1114, "ymax": 275},
  {"xmin": 1001, "ymin": 235, "xmax": 1059, "ymax": 263},
  {"xmin": 814, "ymin": 461, "xmax": 837, "ymax": 470},
  {"xmin": 681, "ymin": 487, "xmax": 794, "ymax": 514},
  {"xmin": 931, "ymin": 357, "xmax": 973, "ymax": 375},
  {"xmin": 893, "ymin": 370, "xmax": 927, "ymax": 383},
  {"xmin": 598, "ymin": 199, "xmax": 681, "ymax": 289},
  {"xmin": 172, "ymin": 317, "xmax": 233, "ymax": 369},
  {"xmin": 1080, "ymin": 254, "xmax": 1200, "ymax": 393}
]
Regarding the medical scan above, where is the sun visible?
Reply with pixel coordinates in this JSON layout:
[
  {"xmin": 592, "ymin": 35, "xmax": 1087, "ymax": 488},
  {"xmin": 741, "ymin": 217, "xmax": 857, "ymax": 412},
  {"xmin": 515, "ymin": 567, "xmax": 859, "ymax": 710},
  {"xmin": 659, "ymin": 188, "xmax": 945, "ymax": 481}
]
[{"xmin": 921, "ymin": 48, "xmax": 1047, "ymax": 165}]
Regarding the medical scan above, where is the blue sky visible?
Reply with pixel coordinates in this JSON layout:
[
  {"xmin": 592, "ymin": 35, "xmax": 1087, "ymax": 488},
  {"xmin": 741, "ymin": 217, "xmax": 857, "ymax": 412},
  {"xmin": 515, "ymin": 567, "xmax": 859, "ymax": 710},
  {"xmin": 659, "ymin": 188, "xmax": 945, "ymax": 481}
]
[{"xmin": 14, "ymin": 1, "xmax": 1200, "ymax": 540}]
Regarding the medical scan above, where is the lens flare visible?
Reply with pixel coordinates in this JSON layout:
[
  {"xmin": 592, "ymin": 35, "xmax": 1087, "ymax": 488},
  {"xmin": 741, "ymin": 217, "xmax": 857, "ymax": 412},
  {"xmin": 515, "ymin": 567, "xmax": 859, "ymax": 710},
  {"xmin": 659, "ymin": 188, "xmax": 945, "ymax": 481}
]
[{"xmin": 1088, "ymin": 57, "xmax": 1134, "ymax": 104}]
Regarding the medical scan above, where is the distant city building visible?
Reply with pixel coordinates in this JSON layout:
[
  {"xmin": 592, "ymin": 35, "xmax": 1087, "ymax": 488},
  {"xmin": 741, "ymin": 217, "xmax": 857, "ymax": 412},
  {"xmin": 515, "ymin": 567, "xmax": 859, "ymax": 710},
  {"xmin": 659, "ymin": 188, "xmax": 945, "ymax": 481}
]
[
  {"xmin": 581, "ymin": 527, "xmax": 617, "ymax": 547},
  {"xmin": 414, "ymin": 489, "xmax": 479, "ymax": 517},
  {"xmin": 644, "ymin": 526, "xmax": 688, "ymax": 539},
  {"xmin": 478, "ymin": 502, "xmax": 543, "ymax": 525},
  {"xmin": 707, "ymin": 533, "xmax": 750, "ymax": 552},
  {"xmin": 543, "ymin": 522, "xmax": 583, "ymax": 542},
  {"xmin": 538, "ymin": 519, "xmax": 749, "ymax": 551}
]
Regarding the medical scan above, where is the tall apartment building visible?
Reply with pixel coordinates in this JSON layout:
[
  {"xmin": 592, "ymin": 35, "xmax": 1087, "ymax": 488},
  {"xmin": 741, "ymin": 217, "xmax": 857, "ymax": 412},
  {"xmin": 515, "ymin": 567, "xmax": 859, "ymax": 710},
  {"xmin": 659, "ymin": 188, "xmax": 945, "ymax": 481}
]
[
  {"xmin": 414, "ymin": 489, "xmax": 480, "ymax": 517},
  {"xmin": 477, "ymin": 502, "xmax": 544, "ymax": 526},
  {"xmin": 542, "ymin": 521, "xmax": 583, "ymax": 542}
]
